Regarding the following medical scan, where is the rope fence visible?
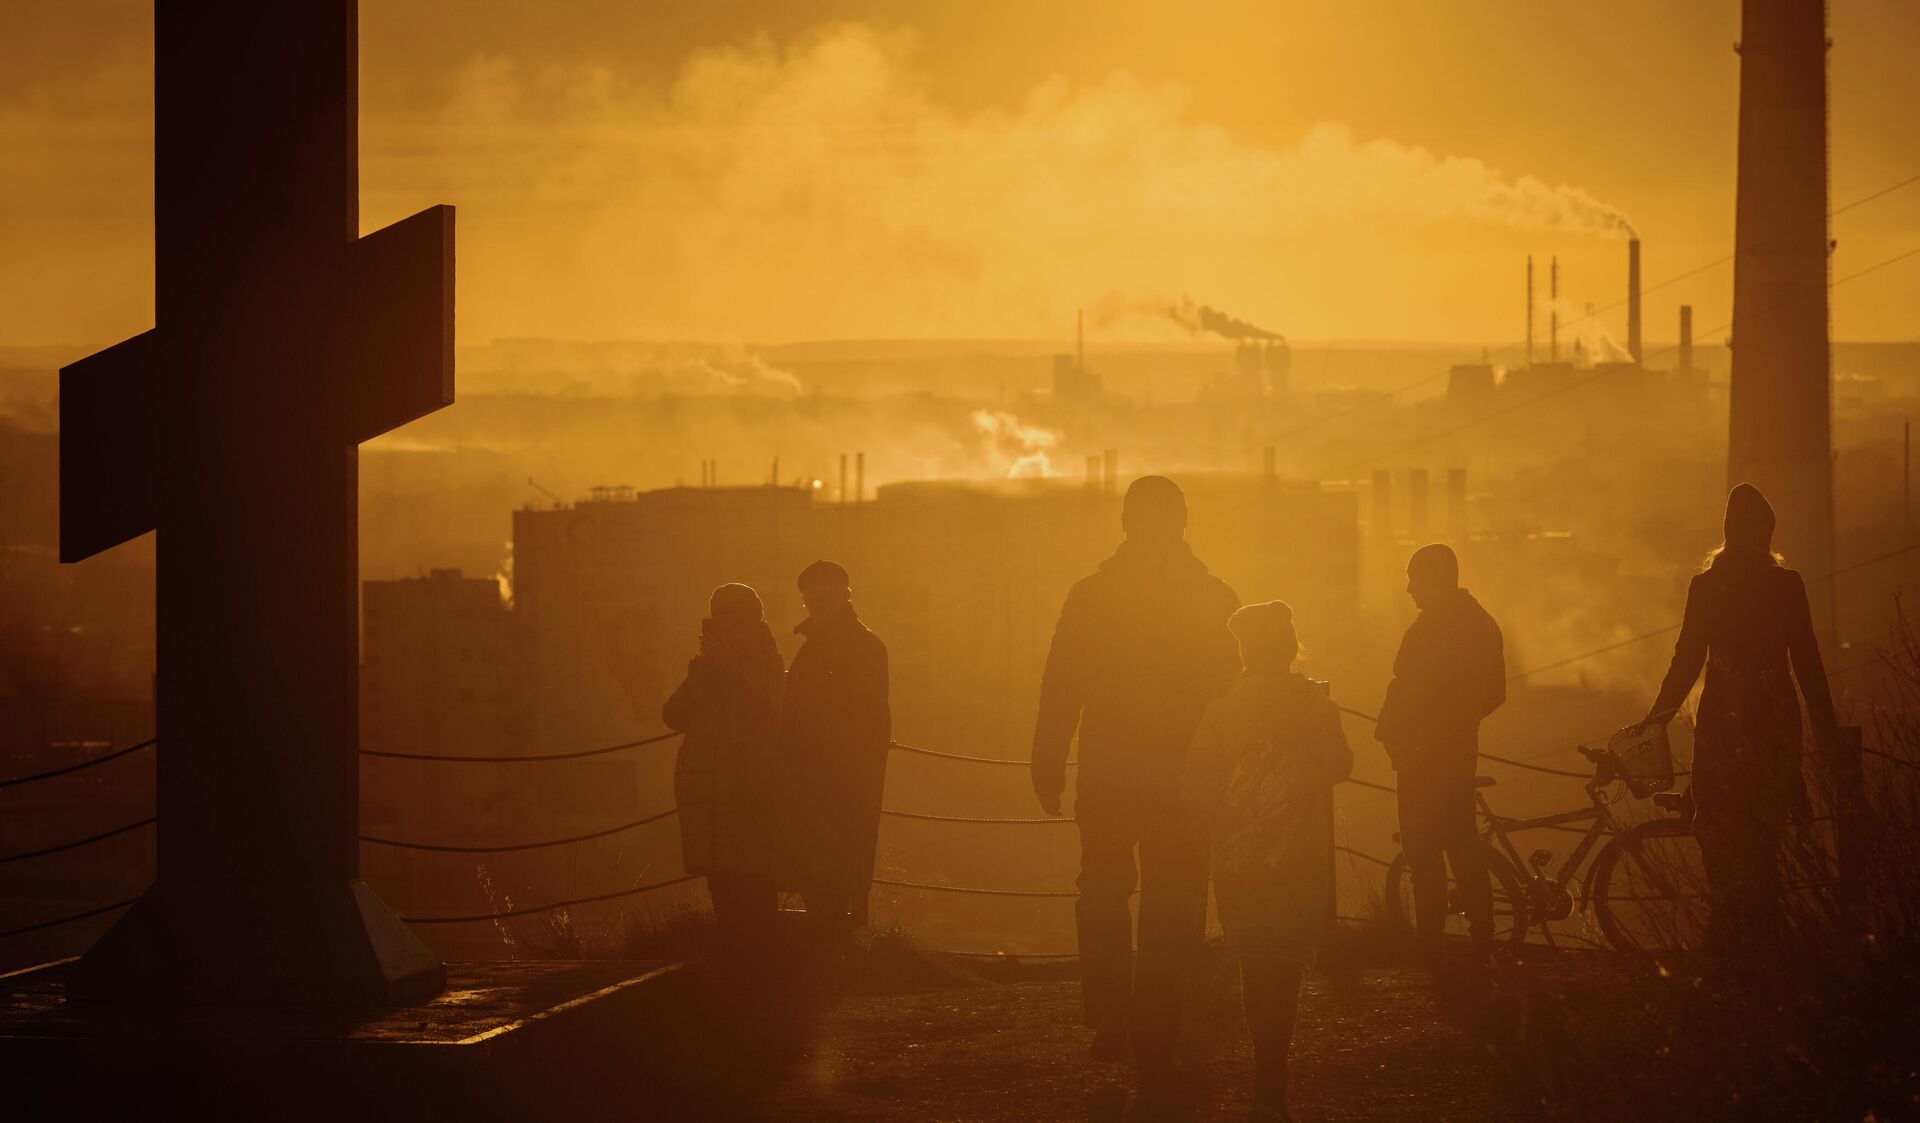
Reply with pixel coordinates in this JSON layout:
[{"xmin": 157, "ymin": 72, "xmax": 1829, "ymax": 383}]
[
  {"xmin": 0, "ymin": 738, "xmax": 154, "ymax": 789},
  {"xmin": 0, "ymin": 817, "xmax": 155, "ymax": 864},
  {"xmin": 9, "ymin": 694, "xmax": 1913, "ymax": 937},
  {"xmin": 0, "ymin": 898, "xmax": 138, "ymax": 940},
  {"xmin": 358, "ymin": 808, "xmax": 681, "ymax": 854}
]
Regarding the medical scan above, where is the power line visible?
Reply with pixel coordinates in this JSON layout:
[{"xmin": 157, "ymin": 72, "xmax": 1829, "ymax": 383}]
[
  {"xmin": 1340, "ymin": 243, "xmax": 1920, "ymax": 471},
  {"xmin": 1194, "ymin": 169, "xmax": 1920, "ymax": 473}
]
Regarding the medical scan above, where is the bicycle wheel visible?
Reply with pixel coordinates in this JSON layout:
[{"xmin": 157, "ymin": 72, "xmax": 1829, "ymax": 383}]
[
  {"xmin": 1383, "ymin": 846, "xmax": 1528, "ymax": 945},
  {"xmin": 1592, "ymin": 818, "xmax": 1710, "ymax": 955}
]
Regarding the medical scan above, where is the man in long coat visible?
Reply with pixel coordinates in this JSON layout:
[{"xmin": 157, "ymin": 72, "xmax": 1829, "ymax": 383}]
[
  {"xmin": 1375, "ymin": 543, "xmax": 1505, "ymax": 967},
  {"xmin": 784, "ymin": 559, "xmax": 891, "ymax": 952},
  {"xmin": 1032, "ymin": 475, "xmax": 1240, "ymax": 1107}
]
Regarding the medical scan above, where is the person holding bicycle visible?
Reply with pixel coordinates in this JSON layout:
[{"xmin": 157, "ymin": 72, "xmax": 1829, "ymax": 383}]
[
  {"xmin": 1637, "ymin": 483, "xmax": 1835, "ymax": 955},
  {"xmin": 1375, "ymin": 543, "xmax": 1506, "ymax": 969}
]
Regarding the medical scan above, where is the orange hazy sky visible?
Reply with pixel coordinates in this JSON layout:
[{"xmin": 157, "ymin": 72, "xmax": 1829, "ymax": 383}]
[{"xmin": 4, "ymin": 0, "xmax": 1917, "ymax": 350}]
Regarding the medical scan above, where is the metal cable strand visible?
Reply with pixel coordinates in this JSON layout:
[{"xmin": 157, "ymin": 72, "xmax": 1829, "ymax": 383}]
[
  {"xmin": 1341, "ymin": 776, "xmax": 1397, "ymax": 795},
  {"xmin": 872, "ymin": 876, "xmax": 1079, "ymax": 898},
  {"xmin": 361, "ymin": 730, "xmax": 682, "ymax": 763},
  {"xmin": 359, "ymin": 808, "xmax": 680, "ymax": 853},
  {"xmin": 939, "ymin": 949, "xmax": 1081, "ymax": 959},
  {"xmin": 882, "ymin": 809, "xmax": 1075, "ymax": 825},
  {"xmin": 0, "ymin": 738, "xmax": 155, "ymax": 789},
  {"xmin": 890, "ymin": 741, "xmax": 1076, "ymax": 768},
  {"xmin": 0, "ymin": 897, "xmax": 139, "ymax": 939},
  {"xmin": 402, "ymin": 873, "xmax": 702, "ymax": 924},
  {"xmin": 1477, "ymin": 753, "xmax": 1593, "ymax": 779},
  {"xmin": 1334, "ymin": 845, "xmax": 1393, "ymax": 868},
  {"xmin": 0, "ymin": 817, "xmax": 156, "ymax": 864}
]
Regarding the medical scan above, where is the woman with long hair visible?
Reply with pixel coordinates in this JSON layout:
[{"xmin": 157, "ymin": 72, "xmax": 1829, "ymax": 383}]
[{"xmin": 1640, "ymin": 483, "xmax": 1835, "ymax": 952}]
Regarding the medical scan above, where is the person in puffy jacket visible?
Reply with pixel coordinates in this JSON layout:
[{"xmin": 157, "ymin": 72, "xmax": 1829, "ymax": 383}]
[{"xmin": 1184, "ymin": 600, "xmax": 1351, "ymax": 1123}]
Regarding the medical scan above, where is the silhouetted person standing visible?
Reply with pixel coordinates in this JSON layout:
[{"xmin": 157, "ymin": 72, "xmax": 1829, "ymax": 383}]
[
  {"xmin": 1640, "ymin": 483, "xmax": 1834, "ymax": 953},
  {"xmin": 784, "ymin": 560, "xmax": 891, "ymax": 957},
  {"xmin": 663, "ymin": 583, "xmax": 786, "ymax": 966},
  {"xmin": 1183, "ymin": 601, "xmax": 1351, "ymax": 1123},
  {"xmin": 1375, "ymin": 543, "xmax": 1504, "ymax": 967},
  {"xmin": 1033, "ymin": 475, "xmax": 1239, "ymax": 1111}
]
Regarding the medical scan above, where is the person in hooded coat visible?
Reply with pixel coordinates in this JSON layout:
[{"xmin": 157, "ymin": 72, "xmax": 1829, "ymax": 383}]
[
  {"xmin": 1032, "ymin": 474, "xmax": 1241, "ymax": 1107},
  {"xmin": 1183, "ymin": 601, "xmax": 1351, "ymax": 1123},
  {"xmin": 662, "ymin": 582, "xmax": 787, "ymax": 960},
  {"xmin": 1641, "ymin": 483, "xmax": 1835, "ymax": 952},
  {"xmin": 782, "ymin": 560, "xmax": 891, "ymax": 950},
  {"xmin": 1374, "ymin": 543, "xmax": 1505, "ymax": 966}
]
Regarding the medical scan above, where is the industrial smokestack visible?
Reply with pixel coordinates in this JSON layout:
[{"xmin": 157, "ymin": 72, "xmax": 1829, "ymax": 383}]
[
  {"xmin": 1679, "ymin": 305, "xmax": 1694, "ymax": 373},
  {"xmin": 840, "ymin": 453, "xmax": 848, "ymax": 506},
  {"xmin": 855, "ymin": 452, "xmax": 865, "ymax": 503},
  {"xmin": 1526, "ymin": 255, "xmax": 1534, "ymax": 366},
  {"xmin": 1550, "ymin": 256, "xmax": 1559, "ymax": 362},
  {"xmin": 1447, "ymin": 468, "xmax": 1468, "ymax": 535},
  {"xmin": 1627, "ymin": 238, "xmax": 1643, "ymax": 364},
  {"xmin": 1728, "ymin": 0, "xmax": 1834, "ymax": 636}
]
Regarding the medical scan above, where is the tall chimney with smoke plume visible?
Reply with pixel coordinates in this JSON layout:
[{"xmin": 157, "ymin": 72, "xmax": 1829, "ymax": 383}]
[
  {"xmin": 1728, "ymin": 0, "xmax": 1834, "ymax": 636},
  {"xmin": 1679, "ymin": 305, "xmax": 1694, "ymax": 373},
  {"xmin": 1627, "ymin": 239, "xmax": 1643, "ymax": 364}
]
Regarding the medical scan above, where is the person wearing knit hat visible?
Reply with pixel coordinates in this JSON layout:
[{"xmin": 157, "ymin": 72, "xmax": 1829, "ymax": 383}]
[
  {"xmin": 1641, "ymin": 483, "xmax": 1835, "ymax": 955},
  {"xmin": 1031, "ymin": 473, "xmax": 1240, "ymax": 1108},
  {"xmin": 1183, "ymin": 601, "xmax": 1351, "ymax": 1121},
  {"xmin": 1374, "ymin": 542, "xmax": 1506, "ymax": 971},
  {"xmin": 782, "ymin": 559, "xmax": 891, "ymax": 960},
  {"xmin": 662, "ymin": 582, "xmax": 785, "ymax": 967}
]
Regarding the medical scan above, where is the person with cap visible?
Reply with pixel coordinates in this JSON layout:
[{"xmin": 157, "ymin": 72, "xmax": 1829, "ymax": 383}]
[
  {"xmin": 1032, "ymin": 474, "xmax": 1240, "ymax": 1112},
  {"xmin": 662, "ymin": 582, "xmax": 787, "ymax": 966},
  {"xmin": 1374, "ymin": 542, "xmax": 1505, "ymax": 969},
  {"xmin": 1638, "ymin": 483, "xmax": 1834, "ymax": 954},
  {"xmin": 1182, "ymin": 600, "xmax": 1351, "ymax": 1123},
  {"xmin": 782, "ymin": 559, "xmax": 891, "ymax": 959}
]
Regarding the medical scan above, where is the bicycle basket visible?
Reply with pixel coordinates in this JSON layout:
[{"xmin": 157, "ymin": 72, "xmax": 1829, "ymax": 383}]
[{"xmin": 1608, "ymin": 722, "xmax": 1675, "ymax": 798}]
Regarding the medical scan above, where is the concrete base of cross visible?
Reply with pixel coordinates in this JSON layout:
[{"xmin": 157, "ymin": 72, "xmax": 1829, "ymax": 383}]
[{"xmin": 68, "ymin": 880, "xmax": 443, "ymax": 1009}]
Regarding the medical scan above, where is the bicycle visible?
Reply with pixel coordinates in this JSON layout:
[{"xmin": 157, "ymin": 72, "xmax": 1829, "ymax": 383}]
[{"xmin": 1382, "ymin": 742, "xmax": 1709, "ymax": 955}]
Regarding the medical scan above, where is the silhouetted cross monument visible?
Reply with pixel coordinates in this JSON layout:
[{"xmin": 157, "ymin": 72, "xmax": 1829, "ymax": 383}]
[{"xmin": 60, "ymin": 4, "xmax": 452, "ymax": 1007}]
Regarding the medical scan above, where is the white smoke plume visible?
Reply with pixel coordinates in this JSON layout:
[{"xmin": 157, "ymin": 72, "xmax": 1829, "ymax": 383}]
[
  {"xmin": 972, "ymin": 409, "xmax": 1062, "ymax": 479},
  {"xmin": 356, "ymin": 25, "xmax": 1640, "ymax": 342},
  {"xmin": 1553, "ymin": 298, "xmax": 1634, "ymax": 365}
]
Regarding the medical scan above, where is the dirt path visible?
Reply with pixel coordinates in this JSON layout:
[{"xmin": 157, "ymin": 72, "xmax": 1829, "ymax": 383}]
[{"xmin": 758, "ymin": 967, "xmax": 1534, "ymax": 1122}]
